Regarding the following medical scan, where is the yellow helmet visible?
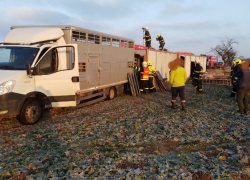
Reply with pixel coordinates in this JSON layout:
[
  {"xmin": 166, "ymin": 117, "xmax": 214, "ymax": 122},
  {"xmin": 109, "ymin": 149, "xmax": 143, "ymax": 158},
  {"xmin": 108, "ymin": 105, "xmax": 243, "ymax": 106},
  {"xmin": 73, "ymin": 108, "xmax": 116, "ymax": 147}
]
[
  {"xmin": 157, "ymin": 34, "xmax": 161, "ymax": 37},
  {"xmin": 147, "ymin": 61, "xmax": 152, "ymax": 66},
  {"xmin": 232, "ymin": 60, "xmax": 236, "ymax": 65},
  {"xmin": 235, "ymin": 59, "xmax": 242, "ymax": 64}
]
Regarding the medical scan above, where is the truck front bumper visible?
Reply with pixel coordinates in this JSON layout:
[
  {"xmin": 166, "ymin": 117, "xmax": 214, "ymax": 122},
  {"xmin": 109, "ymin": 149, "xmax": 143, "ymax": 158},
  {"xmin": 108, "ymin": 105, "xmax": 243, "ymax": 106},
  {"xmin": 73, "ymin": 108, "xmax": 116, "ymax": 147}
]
[{"xmin": 0, "ymin": 92, "xmax": 24, "ymax": 118}]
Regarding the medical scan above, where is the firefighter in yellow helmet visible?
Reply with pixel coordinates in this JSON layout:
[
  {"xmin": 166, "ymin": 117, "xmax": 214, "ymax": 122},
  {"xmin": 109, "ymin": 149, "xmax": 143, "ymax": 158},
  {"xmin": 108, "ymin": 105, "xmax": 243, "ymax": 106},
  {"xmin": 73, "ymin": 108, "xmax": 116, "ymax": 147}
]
[
  {"xmin": 232, "ymin": 59, "xmax": 243, "ymax": 99},
  {"xmin": 156, "ymin": 34, "xmax": 165, "ymax": 51},
  {"xmin": 147, "ymin": 61, "xmax": 156, "ymax": 93}
]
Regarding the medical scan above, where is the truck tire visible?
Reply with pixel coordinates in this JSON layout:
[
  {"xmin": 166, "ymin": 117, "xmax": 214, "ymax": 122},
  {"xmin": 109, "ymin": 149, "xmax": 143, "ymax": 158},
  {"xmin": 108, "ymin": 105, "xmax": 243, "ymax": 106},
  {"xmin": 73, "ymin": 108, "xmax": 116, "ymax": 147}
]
[
  {"xmin": 17, "ymin": 99, "xmax": 43, "ymax": 125},
  {"xmin": 107, "ymin": 87, "xmax": 116, "ymax": 100}
]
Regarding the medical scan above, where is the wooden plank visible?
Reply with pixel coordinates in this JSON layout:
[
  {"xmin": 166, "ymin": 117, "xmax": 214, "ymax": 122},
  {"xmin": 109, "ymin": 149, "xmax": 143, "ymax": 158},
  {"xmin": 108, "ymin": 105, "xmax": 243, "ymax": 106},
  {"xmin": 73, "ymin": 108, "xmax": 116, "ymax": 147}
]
[
  {"xmin": 132, "ymin": 71, "xmax": 140, "ymax": 95},
  {"xmin": 154, "ymin": 72, "xmax": 165, "ymax": 90},
  {"xmin": 155, "ymin": 71, "xmax": 168, "ymax": 91},
  {"xmin": 129, "ymin": 73, "xmax": 137, "ymax": 96},
  {"xmin": 127, "ymin": 73, "xmax": 136, "ymax": 96}
]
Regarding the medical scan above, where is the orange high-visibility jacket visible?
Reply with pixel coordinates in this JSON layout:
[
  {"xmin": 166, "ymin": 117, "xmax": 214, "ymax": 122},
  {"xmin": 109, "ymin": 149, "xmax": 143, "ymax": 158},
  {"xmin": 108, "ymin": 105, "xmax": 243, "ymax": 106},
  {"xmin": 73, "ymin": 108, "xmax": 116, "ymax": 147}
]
[{"xmin": 140, "ymin": 67, "xmax": 149, "ymax": 80}]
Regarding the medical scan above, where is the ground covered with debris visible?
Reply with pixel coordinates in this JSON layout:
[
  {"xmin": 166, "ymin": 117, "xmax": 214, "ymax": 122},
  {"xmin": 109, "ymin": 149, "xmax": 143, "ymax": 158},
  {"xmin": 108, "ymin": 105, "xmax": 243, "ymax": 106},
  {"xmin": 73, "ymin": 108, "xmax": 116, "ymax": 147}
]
[{"xmin": 1, "ymin": 82, "xmax": 250, "ymax": 180}]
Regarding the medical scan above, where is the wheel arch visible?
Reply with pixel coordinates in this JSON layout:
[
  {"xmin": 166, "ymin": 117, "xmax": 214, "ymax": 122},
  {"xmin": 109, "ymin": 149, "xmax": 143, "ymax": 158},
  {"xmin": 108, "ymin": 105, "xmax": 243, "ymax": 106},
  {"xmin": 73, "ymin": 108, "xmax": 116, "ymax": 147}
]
[{"xmin": 17, "ymin": 91, "xmax": 51, "ymax": 113}]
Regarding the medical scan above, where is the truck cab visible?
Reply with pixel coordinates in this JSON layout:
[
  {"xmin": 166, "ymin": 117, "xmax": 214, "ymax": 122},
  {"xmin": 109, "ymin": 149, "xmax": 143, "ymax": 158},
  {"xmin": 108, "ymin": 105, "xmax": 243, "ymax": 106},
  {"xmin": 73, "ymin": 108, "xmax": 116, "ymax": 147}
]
[{"xmin": 0, "ymin": 27, "xmax": 79, "ymax": 124}]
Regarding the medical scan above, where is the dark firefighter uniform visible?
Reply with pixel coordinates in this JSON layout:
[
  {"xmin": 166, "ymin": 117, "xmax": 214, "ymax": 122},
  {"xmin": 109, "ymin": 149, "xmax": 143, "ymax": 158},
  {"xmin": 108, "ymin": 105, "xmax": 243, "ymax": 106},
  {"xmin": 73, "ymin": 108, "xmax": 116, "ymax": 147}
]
[
  {"xmin": 192, "ymin": 61, "xmax": 203, "ymax": 94},
  {"xmin": 230, "ymin": 61, "xmax": 237, "ymax": 97},
  {"xmin": 232, "ymin": 59, "xmax": 243, "ymax": 98},
  {"xmin": 156, "ymin": 34, "xmax": 165, "ymax": 50},
  {"xmin": 139, "ymin": 62, "xmax": 150, "ymax": 94},
  {"xmin": 147, "ymin": 61, "xmax": 156, "ymax": 92},
  {"xmin": 144, "ymin": 29, "xmax": 151, "ymax": 49}
]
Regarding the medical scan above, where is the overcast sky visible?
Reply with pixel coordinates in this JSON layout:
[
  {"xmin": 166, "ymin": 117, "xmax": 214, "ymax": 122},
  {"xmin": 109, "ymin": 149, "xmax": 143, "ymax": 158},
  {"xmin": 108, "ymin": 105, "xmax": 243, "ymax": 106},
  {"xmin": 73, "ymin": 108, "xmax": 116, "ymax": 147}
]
[{"xmin": 0, "ymin": 0, "xmax": 249, "ymax": 58}]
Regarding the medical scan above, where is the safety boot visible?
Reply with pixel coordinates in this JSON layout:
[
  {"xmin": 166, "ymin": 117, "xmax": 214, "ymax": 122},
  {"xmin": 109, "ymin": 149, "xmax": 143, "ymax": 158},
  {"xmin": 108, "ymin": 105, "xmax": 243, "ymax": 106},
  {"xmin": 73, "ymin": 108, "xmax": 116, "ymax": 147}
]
[
  {"xmin": 181, "ymin": 101, "xmax": 186, "ymax": 111},
  {"xmin": 171, "ymin": 101, "xmax": 176, "ymax": 109}
]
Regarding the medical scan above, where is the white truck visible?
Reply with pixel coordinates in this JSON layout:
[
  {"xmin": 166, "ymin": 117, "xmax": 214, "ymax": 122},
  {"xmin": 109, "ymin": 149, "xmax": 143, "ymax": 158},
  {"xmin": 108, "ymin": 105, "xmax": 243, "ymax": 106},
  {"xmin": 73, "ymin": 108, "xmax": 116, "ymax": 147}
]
[{"xmin": 0, "ymin": 25, "xmax": 135, "ymax": 125}]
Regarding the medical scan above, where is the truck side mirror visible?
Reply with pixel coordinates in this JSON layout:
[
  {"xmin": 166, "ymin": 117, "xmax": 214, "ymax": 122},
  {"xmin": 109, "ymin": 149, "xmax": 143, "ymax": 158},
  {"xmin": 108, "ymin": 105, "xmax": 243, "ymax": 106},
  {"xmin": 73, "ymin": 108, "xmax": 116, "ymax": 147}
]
[{"xmin": 26, "ymin": 63, "xmax": 32, "ymax": 78}]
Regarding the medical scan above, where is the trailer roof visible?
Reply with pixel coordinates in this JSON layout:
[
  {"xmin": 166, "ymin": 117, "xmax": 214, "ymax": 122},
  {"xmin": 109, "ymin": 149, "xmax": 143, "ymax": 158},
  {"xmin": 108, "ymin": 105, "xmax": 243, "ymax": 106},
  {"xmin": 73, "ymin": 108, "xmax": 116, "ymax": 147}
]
[{"xmin": 11, "ymin": 25, "xmax": 135, "ymax": 42}]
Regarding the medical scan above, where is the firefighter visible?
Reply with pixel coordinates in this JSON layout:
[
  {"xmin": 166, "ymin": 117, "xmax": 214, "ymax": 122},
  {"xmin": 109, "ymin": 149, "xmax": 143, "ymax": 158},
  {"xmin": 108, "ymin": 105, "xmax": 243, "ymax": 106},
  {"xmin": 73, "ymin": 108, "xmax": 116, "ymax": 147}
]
[
  {"xmin": 139, "ymin": 61, "xmax": 150, "ymax": 94},
  {"xmin": 233, "ymin": 61, "xmax": 250, "ymax": 114},
  {"xmin": 192, "ymin": 60, "xmax": 203, "ymax": 94},
  {"xmin": 232, "ymin": 59, "xmax": 243, "ymax": 99},
  {"xmin": 156, "ymin": 34, "xmax": 165, "ymax": 51},
  {"xmin": 230, "ymin": 60, "xmax": 237, "ymax": 97},
  {"xmin": 147, "ymin": 61, "xmax": 156, "ymax": 93},
  {"xmin": 143, "ymin": 27, "xmax": 151, "ymax": 49}
]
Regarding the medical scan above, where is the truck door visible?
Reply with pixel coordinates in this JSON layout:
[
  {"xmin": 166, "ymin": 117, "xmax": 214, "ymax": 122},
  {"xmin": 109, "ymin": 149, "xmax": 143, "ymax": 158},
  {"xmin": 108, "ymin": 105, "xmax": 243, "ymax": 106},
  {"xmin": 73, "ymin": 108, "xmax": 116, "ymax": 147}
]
[
  {"xmin": 33, "ymin": 44, "xmax": 79, "ymax": 107},
  {"xmin": 88, "ymin": 54, "xmax": 100, "ymax": 87}
]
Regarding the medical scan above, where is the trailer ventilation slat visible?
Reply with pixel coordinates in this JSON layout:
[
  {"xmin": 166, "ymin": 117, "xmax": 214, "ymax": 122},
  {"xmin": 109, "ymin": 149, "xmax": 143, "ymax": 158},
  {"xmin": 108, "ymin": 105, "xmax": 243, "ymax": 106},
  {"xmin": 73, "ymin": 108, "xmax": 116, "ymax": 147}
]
[
  {"xmin": 128, "ymin": 41, "xmax": 134, "ymax": 48},
  {"xmin": 88, "ymin": 34, "xmax": 100, "ymax": 44},
  {"xmin": 102, "ymin": 36, "xmax": 111, "ymax": 46},
  {"xmin": 72, "ymin": 31, "xmax": 86, "ymax": 42},
  {"xmin": 121, "ymin": 40, "xmax": 128, "ymax": 48},
  {"xmin": 79, "ymin": 63, "xmax": 86, "ymax": 72},
  {"xmin": 128, "ymin": 61, "xmax": 133, "ymax": 68},
  {"xmin": 112, "ymin": 38, "xmax": 119, "ymax": 47}
]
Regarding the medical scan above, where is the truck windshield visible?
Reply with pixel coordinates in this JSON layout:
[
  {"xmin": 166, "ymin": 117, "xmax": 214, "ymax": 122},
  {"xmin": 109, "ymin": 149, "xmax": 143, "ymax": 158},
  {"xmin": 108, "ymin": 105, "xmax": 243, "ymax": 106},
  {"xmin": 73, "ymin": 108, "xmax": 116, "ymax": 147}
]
[{"xmin": 0, "ymin": 47, "xmax": 39, "ymax": 70}]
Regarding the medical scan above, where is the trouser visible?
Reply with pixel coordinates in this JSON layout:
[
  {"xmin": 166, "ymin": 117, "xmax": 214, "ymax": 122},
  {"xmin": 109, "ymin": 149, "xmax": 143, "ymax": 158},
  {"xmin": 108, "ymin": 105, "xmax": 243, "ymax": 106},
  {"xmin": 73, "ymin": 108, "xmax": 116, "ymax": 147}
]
[
  {"xmin": 159, "ymin": 43, "xmax": 165, "ymax": 50},
  {"xmin": 197, "ymin": 79, "xmax": 202, "ymax": 93},
  {"xmin": 148, "ymin": 77, "xmax": 156, "ymax": 92},
  {"xmin": 237, "ymin": 87, "xmax": 249, "ymax": 113},
  {"xmin": 146, "ymin": 41, "xmax": 151, "ymax": 49},
  {"xmin": 139, "ymin": 80, "xmax": 149, "ymax": 93},
  {"xmin": 171, "ymin": 86, "xmax": 185, "ymax": 101},
  {"xmin": 231, "ymin": 83, "xmax": 238, "ymax": 96}
]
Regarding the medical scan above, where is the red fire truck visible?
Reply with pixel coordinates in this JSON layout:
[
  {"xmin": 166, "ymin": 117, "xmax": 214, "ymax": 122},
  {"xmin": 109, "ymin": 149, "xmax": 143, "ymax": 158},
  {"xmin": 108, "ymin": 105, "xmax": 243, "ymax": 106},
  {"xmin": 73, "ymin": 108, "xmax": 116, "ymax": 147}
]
[{"xmin": 200, "ymin": 54, "xmax": 218, "ymax": 68}]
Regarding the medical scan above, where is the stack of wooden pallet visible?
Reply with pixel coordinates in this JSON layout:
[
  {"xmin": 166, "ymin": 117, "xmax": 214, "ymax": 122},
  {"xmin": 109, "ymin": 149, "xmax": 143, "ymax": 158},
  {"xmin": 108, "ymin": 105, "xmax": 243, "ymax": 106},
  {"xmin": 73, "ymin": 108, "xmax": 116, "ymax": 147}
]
[
  {"xmin": 154, "ymin": 71, "xmax": 169, "ymax": 91},
  {"xmin": 127, "ymin": 70, "xmax": 141, "ymax": 96}
]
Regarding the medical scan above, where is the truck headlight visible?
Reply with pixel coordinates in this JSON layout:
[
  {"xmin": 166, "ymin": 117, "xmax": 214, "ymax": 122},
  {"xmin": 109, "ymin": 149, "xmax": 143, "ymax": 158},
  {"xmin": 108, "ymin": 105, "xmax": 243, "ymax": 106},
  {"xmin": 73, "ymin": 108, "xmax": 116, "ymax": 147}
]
[{"xmin": 0, "ymin": 80, "xmax": 16, "ymax": 95}]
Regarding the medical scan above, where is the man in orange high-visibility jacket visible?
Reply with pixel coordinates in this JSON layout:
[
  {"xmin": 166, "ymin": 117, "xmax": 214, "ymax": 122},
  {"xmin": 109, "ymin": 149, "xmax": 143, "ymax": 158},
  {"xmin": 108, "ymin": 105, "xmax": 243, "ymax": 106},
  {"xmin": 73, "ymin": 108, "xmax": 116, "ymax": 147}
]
[{"xmin": 139, "ymin": 61, "xmax": 150, "ymax": 94}]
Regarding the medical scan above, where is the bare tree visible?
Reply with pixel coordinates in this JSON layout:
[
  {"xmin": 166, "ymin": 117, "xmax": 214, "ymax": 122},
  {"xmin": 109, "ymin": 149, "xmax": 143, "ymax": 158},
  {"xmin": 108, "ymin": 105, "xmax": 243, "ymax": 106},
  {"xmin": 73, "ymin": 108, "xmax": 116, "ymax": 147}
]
[
  {"xmin": 209, "ymin": 38, "xmax": 238, "ymax": 69},
  {"xmin": 238, "ymin": 55, "xmax": 245, "ymax": 60}
]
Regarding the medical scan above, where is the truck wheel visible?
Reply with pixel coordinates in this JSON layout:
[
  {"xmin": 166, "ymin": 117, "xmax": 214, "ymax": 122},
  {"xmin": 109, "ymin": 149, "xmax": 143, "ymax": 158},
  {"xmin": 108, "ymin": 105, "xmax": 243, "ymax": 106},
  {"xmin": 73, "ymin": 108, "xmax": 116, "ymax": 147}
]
[
  {"xmin": 107, "ymin": 87, "xmax": 116, "ymax": 100},
  {"xmin": 17, "ymin": 99, "xmax": 43, "ymax": 125}
]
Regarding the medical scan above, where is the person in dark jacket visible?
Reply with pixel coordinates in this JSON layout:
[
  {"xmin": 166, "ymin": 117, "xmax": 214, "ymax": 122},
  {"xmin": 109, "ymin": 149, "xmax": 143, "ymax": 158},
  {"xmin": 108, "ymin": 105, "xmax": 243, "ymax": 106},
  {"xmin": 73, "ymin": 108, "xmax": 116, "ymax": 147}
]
[
  {"xmin": 156, "ymin": 34, "xmax": 165, "ymax": 51},
  {"xmin": 144, "ymin": 27, "xmax": 151, "ymax": 49},
  {"xmin": 147, "ymin": 61, "xmax": 156, "ymax": 93},
  {"xmin": 230, "ymin": 60, "xmax": 237, "ymax": 97},
  {"xmin": 233, "ymin": 61, "xmax": 250, "ymax": 114},
  {"xmin": 192, "ymin": 60, "xmax": 203, "ymax": 94},
  {"xmin": 232, "ymin": 59, "xmax": 243, "ymax": 100}
]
